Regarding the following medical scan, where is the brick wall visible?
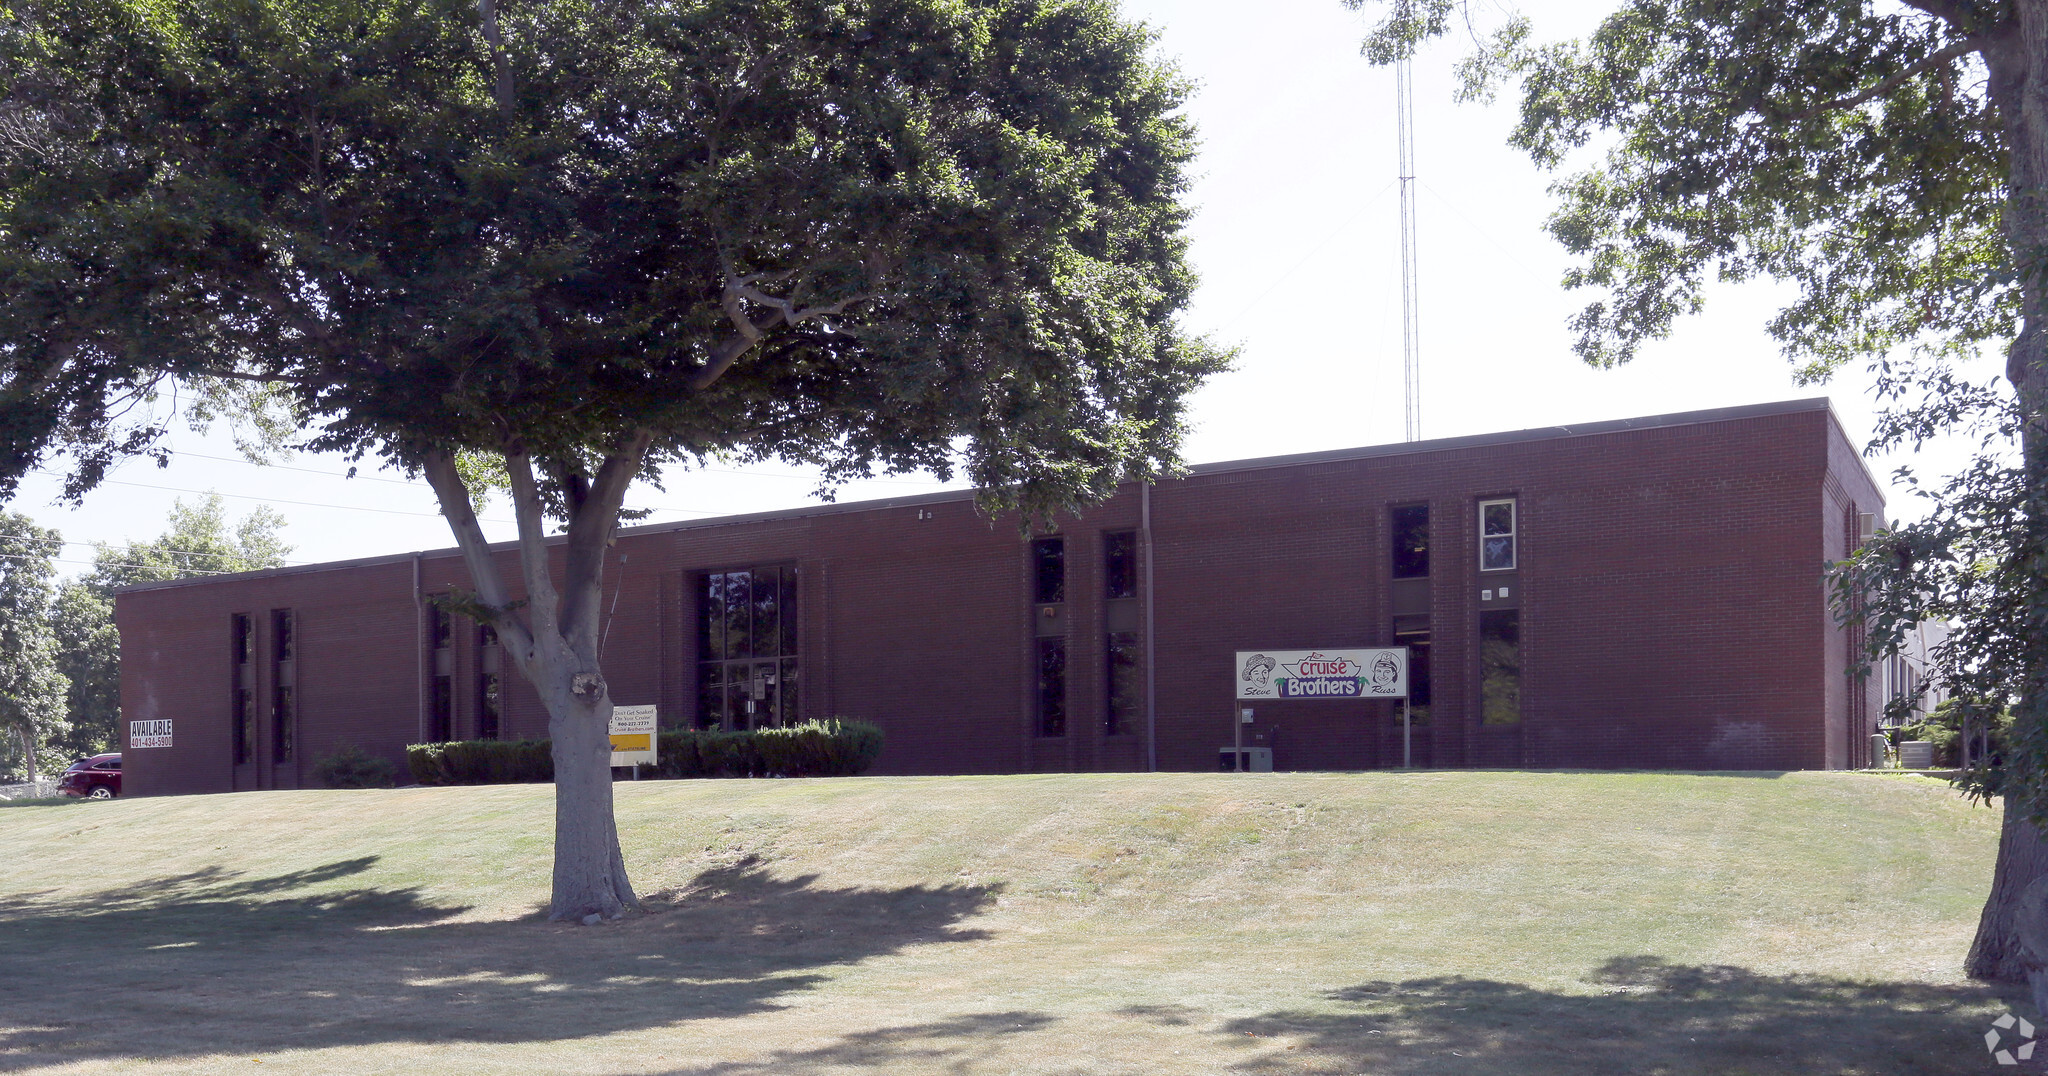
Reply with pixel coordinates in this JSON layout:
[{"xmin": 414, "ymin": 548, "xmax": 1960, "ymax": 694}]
[{"xmin": 116, "ymin": 398, "xmax": 1882, "ymax": 794}]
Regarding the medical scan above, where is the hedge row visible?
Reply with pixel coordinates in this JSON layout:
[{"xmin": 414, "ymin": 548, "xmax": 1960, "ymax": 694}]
[{"xmin": 405, "ymin": 719, "xmax": 883, "ymax": 785}]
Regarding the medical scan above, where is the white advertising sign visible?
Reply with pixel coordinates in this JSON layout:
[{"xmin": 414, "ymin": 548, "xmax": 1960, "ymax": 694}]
[
  {"xmin": 130, "ymin": 719, "xmax": 173, "ymax": 748},
  {"xmin": 609, "ymin": 704, "xmax": 658, "ymax": 768},
  {"xmin": 1235, "ymin": 649, "xmax": 1408, "ymax": 701}
]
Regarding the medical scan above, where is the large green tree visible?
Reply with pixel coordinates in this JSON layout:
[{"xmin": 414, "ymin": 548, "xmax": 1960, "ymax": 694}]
[
  {"xmin": 0, "ymin": 0, "xmax": 1223, "ymax": 918},
  {"xmin": 50, "ymin": 494, "xmax": 290, "ymax": 759},
  {"xmin": 0, "ymin": 512, "xmax": 69, "ymax": 783},
  {"xmin": 1348, "ymin": 0, "xmax": 2048, "ymax": 983}
]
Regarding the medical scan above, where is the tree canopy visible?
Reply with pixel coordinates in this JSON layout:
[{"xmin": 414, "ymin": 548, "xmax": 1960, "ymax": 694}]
[{"xmin": 0, "ymin": 0, "xmax": 1223, "ymax": 918}]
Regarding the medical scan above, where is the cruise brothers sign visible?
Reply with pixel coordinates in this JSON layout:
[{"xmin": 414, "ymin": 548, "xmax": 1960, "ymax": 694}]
[{"xmin": 1235, "ymin": 650, "xmax": 1408, "ymax": 701}]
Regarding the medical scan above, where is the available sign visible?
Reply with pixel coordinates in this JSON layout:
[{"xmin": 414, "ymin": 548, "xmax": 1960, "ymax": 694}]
[
  {"xmin": 1235, "ymin": 649, "xmax": 1407, "ymax": 701},
  {"xmin": 609, "ymin": 704, "xmax": 657, "ymax": 768},
  {"xmin": 129, "ymin": 719, "xmax": 173, "ymax": 748}
]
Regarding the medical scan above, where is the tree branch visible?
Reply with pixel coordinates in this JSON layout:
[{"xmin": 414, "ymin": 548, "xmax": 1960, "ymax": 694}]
[
  {"xmin": 502, "ymin": 444, "xmax": 563, "ymax": 657},
  {"xmin": 1780, "ymin": 36, "xmax": 1988, "ymax": 121},
  {"xmin": 559, "ymin": 430, "xmax": 654, "ymax": 648},
  {"xmin": 420, "ymin": 447, "xmax": 537, "ymax": 659},
  {"xmin": 686, "ymin": 263, "xmax": 873, "ymax": 392},
  {"xmin": 478, "ymin": 0, "xmax": 515, "ymax": 122}
]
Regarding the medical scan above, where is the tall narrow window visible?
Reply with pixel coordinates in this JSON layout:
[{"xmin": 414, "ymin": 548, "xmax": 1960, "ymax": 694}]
[
  {"xmin": 428, "ymin": 603, "xmax": 452, "ymax": 741},
  {"xmin": 1392, "ymin": 615, "xmax": 1431, "ymax": 726},
  {"xmin": 1032, "ymin": 537, "xmax": 1066, "ymax": 605},
  {"xmin": 231, "ymin": 614, "xmax": 253, "ymax": 764},
  {"xmin": 1391, "ymin": 504, "xmax": 1429, "ymax": 578},
  {"xmin": 477, "ymin": 673, "xmax": 501, "ymax": 740},
  {"xmin": 476, "ymin": 621, "xmax": 502, "ymax": 740},
  {"xmin": 1037, "ymin": 638, "xmax": 1067, "ymax": 737},
  {"xmin": 430, "ymin": 604, "xmax": 452, "ymax": 648},
  {"xmin": 1479, "ymin": 609, "xmax": 1520, "ymax": 725},
  {"xmin": 697, "ymin": 566, "xmax": 800, "ymax": 730},
  {"xmin": 430, "ymin": 676, "xmax": 453, "ymax": 741},
  {"xmin": 1106, "ymin": 632, "xmax": 1140, "ymax": 736},
  {"xmin": 1103, "ymin": 530, "xmax": 1140, "ymax": 736},
  {"xmin": 270, "ymin": 609, "xmax": 296, "ymax": 762},
  {"xmin": 1480, "ymin": 498, "xmax": 1517, "ymax": 571},
  {"xmin": 1104, "ymin": 531, "xmax": 1137, "ymax": 600}
]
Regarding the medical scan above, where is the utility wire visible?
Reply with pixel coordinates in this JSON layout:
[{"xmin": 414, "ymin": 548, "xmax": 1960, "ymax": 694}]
[{"xmin": 0, "ymin": 532, "xmax": 306, "ymax": 567}]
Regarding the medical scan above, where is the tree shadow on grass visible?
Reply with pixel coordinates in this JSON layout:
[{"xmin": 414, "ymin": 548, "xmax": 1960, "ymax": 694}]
[
  {"xmin": 0, "ymin": 854, "xmax": 995, "ymax": 1069},
  {"xmin": 1208, "ymin": 955, "xmax": 2025, "ymax": 1075},
  {"xmin": 649, "ymin": 1011, "xmax": 1062, "ymax": 1075}
]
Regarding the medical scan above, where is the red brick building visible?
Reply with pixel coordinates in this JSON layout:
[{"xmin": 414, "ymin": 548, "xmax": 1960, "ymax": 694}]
[{"xmin": 114, "ymin": 397, "xmax": 1886, "ymax": 795}]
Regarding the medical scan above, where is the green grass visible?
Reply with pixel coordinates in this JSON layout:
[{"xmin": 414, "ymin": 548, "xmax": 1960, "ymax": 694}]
[{"xmin": 0, "ymin": 771, "xmax": 2018, "ymax": 1074}]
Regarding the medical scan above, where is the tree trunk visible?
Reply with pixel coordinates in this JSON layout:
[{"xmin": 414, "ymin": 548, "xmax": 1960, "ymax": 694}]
[
  {"xmin": 1970, "ymin": 801, "xmax": 2048, "ymax": 981},
  {"xmin": 18, "ymin": 725, "xmax": 36, "ymax": 785},
  {"xmin": 1971, "ymin": 0, "xmax": 2048, "ymax": 984},
  {"xmin": 541, "ymin": 672, "xmax": 636, "ymax": 921},
  {"xmin": 417, "ymin": 442, "xmax": 650, "ymax": 924}
]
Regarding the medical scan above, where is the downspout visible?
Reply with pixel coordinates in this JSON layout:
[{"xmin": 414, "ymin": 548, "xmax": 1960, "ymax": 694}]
[
  {"xmin": 413, "ymin": 552, "xmax": 424, "ymax": 743},
  {"xmin": 1142, "ymin": 481, "xmax": 1157, "ymax": 773}
]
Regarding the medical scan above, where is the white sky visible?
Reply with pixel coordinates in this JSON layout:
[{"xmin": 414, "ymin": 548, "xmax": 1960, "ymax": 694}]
[{"xmin": 7, "ymin": 0, "xmax": 2006, "ymax": 574}]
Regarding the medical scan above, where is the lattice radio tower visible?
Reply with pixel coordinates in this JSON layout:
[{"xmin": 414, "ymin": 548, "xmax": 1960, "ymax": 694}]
[{"xmin": 1396, "ymin": 56, "xmax": 1422, "ymax": 442}]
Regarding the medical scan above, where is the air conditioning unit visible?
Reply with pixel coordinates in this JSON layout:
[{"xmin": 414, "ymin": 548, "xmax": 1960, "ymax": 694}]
[
  {"xmin": 1858, "ymin": 512, "xmax": 1879, "ymax": 543},
  {"xmin": 1217, "ymin": 747, "xmax": 1273, "ymax": 773}
]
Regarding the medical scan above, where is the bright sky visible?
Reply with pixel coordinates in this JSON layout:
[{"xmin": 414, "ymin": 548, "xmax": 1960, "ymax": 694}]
[{"xmin": 7, "ymin": 0, "xmax": 2006, "ymax": 575}]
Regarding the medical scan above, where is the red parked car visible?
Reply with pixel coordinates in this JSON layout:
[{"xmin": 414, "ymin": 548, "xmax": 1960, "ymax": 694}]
[{"xmin": 58, "ymin": 754, "xmax": 121, "ymax": 799}]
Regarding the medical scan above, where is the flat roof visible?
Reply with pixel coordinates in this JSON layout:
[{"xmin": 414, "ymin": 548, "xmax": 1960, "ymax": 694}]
[{"xmin": 118, "ymin": 396, "xmax": 1846, "ymax": 594}]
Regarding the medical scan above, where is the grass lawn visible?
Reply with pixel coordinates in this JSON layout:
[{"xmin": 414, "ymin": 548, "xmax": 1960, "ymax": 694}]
[{"xmin": 0, "ymin": 770, "xmax": 2019, "ymax": 1074}]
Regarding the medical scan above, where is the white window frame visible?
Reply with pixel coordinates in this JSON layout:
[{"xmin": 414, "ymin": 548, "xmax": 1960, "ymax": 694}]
[{"xmin": 1478, "ymin": 498, "xmax": 1517, "ymax": 572}]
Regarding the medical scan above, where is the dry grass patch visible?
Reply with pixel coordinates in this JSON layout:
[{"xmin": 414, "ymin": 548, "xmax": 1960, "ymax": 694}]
[{"xmin": 0, "ymin": 770, "xmax": 2018, "ymax": 1074}]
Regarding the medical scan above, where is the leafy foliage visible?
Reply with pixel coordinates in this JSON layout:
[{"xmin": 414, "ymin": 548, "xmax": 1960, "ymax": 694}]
[
  {"xmin": 0, "ymin": 0, "xmax": 1224, "ymax": 520},
  {"xmin": 0, "ymin": 512, "xmax": 68, "ymax": 781}
]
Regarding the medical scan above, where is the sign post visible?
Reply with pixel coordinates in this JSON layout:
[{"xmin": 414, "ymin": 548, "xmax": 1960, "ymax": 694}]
[
  {"xmin": 609, "ymin": 704, "xmax": 658, "ymax": 772},
  {"xmin": 1233, "ymin": 649, "xmax": 1411, "ymax": 770}
]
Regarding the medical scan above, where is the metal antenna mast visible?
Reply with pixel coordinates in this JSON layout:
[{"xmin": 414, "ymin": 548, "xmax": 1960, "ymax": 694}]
[{"xmin": 1396, "ymin": 56, "xmax": 1421, "ymax": 442}]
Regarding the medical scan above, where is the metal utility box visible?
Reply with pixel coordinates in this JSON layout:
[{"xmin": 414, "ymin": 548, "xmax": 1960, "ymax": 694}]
[{"xmin": 1217, "ymin": 747, "xmax": 1273, "ymax": 773}]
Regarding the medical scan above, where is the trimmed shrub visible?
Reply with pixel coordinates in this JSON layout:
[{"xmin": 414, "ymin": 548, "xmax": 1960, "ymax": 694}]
[
  {"xmin": 409, "ymin": 720, "xmax": 881, "ymax": 785},
  {"xmin": 405, "ymin": 739, "xmax": 553, "ymax": 785},
  {"xmin": 755, "ymin": 719, "xmax": 885, "ymax": 777},
  {"xmin": 652, "ymin": 719, "xmax": 883, "ymax": 779},
  {"xmin": 314, "ymin": 744, "xmax": 397, "ymax": 789}
]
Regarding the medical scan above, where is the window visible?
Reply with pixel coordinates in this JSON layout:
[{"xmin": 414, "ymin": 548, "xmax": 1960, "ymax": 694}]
[
  {"xmin": 430, "ymin": 603, "xmax": 452, "ymax": 649},
  {"xmin": 430, "ymin": 676, "xmax": 453, "ymax": 741},
  {"xmin": 477, "ymin": 623, "xmax": 502, "ymax": 740},
  {"xmin": 1392, "ymin": 615, "xmax": 1431, "ymax": 725},
  {"xmin": 270, "ymin": 610, "xmax": 296, "ymax": 762},
  {"xmin": 1106, "ymin": 632, "xmax": 1140, "ymax": 736},
  {"xmin": 1032, "ymin": 537, "xmax": 1066, "ymax": 605},
  {"xmin": 231, "ymin": 614, "xmax": 254, "ymax": 765},
  {"xmin": 697, "ymin": 566, "xmax": 800, "ymax": 730},
  {"xmin": 477, "ymin": 673, "xmax": 501, "ymax": 740},
  {"xmin": 1479, "ymin": 609, "xmax": 1520, "ymax": 725},
  {"xmin": 1480, "ymin": 498, "xmax": 1517, "ymax": 571},
  {"xmin": 272, "ymin": 685, "xmax": 296, "ymax": 762},
  {"xmin": 1104, "ymin": 531, "xmax": 1137, "ymax": 600},
  {"xmin": 1037, "ymin": 638, "xmax": 1067, "ymax": 737},
  {"xmin": 233, "ymin": 689, "xmax": 253, "ymax": 765},
  {"xmin": 1391, "ymin": 505, "xmax": 1429, "ymax": 579}
]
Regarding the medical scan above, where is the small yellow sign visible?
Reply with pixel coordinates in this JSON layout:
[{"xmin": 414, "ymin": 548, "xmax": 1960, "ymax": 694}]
[{"xmin": 609, "ymin": 733, "xmax": 652, "ymax": 752}]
